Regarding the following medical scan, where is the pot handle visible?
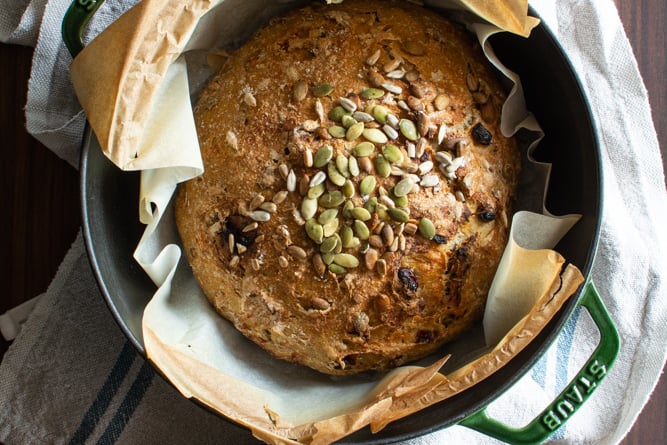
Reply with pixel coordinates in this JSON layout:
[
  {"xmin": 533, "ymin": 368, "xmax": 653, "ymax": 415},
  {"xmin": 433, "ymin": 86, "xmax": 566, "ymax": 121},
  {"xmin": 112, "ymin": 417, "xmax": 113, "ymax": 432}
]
[
  {"xmin": 458, "ymin": 282, "xmax": 620, "ymax": 444},
  {"xmin": 62, "ymin": 0, "xmax": 106, "ymax": 57}
]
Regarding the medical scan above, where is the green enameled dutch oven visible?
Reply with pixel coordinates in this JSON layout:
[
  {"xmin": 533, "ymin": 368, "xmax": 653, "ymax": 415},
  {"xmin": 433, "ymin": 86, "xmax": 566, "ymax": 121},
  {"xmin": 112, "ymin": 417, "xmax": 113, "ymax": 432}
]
[{"xmin": 65, "ymin": 1, "xmax": 620, "ymax": 443}]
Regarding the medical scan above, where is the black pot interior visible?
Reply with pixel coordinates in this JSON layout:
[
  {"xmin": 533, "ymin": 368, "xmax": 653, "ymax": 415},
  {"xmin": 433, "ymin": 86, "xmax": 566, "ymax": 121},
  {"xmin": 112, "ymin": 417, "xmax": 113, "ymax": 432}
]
[{"xmin": 80, "ymin": 8, "xmax": 601, "ymax": 445}]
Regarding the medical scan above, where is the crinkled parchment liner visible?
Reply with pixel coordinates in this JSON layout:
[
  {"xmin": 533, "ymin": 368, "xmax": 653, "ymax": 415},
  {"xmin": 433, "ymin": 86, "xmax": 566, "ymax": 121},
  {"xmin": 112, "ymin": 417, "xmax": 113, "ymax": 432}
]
[{"xmin": 70, "ymin": 1, "xmax": 585, "ymax": 444}]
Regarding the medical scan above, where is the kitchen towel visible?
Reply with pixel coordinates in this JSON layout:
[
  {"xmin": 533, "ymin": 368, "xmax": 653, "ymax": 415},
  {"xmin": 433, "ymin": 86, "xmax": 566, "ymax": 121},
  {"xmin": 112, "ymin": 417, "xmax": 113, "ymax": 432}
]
[{"xmin": 1, "ymin": 0, "xmax": 666, "ymax": 444}]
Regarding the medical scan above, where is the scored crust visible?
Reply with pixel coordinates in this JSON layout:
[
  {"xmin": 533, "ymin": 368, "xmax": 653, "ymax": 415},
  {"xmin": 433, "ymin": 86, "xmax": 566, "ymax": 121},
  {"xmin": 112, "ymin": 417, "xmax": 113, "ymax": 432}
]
[{"xmin": 175, "ymin": 0, "xmax": 520, "ymax": 375}]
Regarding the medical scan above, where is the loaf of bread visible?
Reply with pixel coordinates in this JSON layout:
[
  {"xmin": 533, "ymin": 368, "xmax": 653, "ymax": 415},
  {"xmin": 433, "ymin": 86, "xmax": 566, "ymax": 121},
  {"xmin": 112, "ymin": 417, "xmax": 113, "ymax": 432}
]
[{"xmin": 175, "ymin": 0, "xmax": 520, "ymax": 375}]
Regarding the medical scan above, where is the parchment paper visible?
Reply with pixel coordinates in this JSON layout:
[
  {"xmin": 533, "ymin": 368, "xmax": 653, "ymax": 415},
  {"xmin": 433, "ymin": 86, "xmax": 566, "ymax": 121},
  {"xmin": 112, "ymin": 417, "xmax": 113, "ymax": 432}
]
[{"xmin": 69, "ymin": 1, "xmax": 585, "ymax": 444}]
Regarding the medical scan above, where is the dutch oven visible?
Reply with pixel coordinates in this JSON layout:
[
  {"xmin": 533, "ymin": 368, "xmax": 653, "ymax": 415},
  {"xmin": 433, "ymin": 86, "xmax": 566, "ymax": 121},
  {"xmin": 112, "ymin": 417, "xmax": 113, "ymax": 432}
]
[{"xmin": 64, "ymin": 1, "xmax": 620, "ymax": 443}]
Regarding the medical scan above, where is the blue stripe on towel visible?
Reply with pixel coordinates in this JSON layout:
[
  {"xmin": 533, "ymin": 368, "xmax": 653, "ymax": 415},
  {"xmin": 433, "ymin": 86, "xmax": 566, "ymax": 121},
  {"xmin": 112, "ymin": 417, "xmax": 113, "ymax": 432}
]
[
  {"xmin": 96, "ymin": 359, "xmax": 156, "ymax": 445},
  {"xmin": 68, "ymin": 341, "xmax": 137, "ymax": 445}
]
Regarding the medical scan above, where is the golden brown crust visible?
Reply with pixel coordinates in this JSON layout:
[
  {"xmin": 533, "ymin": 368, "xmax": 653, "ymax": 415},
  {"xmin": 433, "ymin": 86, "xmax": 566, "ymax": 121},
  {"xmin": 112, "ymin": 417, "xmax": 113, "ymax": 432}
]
[{"xmin": 175, "ymin": 0, "xmax": 520, "ymax": 375}]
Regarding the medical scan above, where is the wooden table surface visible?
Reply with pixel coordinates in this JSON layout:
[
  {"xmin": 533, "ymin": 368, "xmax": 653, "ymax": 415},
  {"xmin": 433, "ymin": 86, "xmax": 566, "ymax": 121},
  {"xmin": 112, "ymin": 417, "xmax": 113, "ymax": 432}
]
[{"xmin": 1, "ymin": 2, "xmax": 665, "ymax": 443}]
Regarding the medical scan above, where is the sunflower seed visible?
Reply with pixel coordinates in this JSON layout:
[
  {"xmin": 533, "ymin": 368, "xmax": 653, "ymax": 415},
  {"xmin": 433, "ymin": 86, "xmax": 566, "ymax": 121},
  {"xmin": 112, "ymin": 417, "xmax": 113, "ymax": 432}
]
[
  {"xmin": 293, "ymin": 80, "xmax": 308, "ymax": 102},
  {"xmin": 278, "ymin": 255, "xmax": 289, "ymax": 268},
  {"xmin": 376, "ymin": 258, "xmax": 387, "ymax": 276},
  {"xmin": 309, "ymin": 170, "xmax": 327, "ymax": 187},
  {"xmin": 383, "ymin": 124, "xmax": 399, "ymax": 140},
  {"xmin": 250, "ymin": 210, "xmax": 271, "ymax": 222},
  {"xmin": 420, "ymin": 174, "xmax": 440, "ymax": 187},
  {"xmin": 243, "ymin": 91, "xmax": 257, "ymax": 107},
  {"xmin": 383, "ymin": 58, "xmax": 401, "ymax": 73},
  {"xmin": 242, "ymin": 222, "xmax": 258, "ymax": 233},
  {"xmin": 303, "ymin": 149, "xmax": 313, "ymax": 167},
  {"xmin": 259, "ymin": 202, "xmax": 277, "ymax": 213},
  {"xmin": 287, "ymin": 245, "xmax": 307, "ymax": 260},
  {"xmin": 366, "ymin": 49, "xmax": 381, "ymax": 66},
  {"xmin": 437, "ymin": 124, "xmax": 448, "ymax": 145},
  {"xmin": 229, "ymin": 255, "xmax": 240, "ymax": 267},
  {"xmin": 226, "ymin": 130, "xmax": 238, "ymax": 150},
  {"xmin": 286, "ymin": 169, "xmax": 297, "ymax": 192},
  {"xmin": 386, "ymin": 69, "xmax": 406, "ymax": 79},
  {"xmin": 352, "ymin": 111, "xmax": 374, "ymax": 123},
  {"xmin": 339, "ymin": 96, "xmax": 358, "ymax": 113},
  {"xmin": 466, "ymin": 73, "xmax": 479, "ymax": 92},
  {"xmin": 418, "ymin": 160, "xmax": 434, "ymax": 174},
  {"xmin": 382, "ymin": 82, "xmax": 403, "ymax": 95}
]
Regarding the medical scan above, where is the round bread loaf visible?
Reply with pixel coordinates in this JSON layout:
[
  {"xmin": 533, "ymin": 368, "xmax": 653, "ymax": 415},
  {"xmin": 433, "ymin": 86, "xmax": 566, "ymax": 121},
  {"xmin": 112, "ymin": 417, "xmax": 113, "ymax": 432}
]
[{"xmin": 175, "ymin": 0, "xmax": 520, "ymax": 375}]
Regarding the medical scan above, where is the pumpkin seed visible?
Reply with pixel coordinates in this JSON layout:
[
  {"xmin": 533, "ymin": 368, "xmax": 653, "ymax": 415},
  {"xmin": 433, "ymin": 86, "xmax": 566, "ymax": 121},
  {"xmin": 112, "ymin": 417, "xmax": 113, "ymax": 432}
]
[
  {"xmin": 361, "ymin": 88, "xmax": 385, "ymax": 100},
  {"xmin": 372, "ymin": 105, "xmax": 389, "ymax": 124},
  {"xmin": 314, "ymin": 145, "xmax": 334, "ymax": 168},
  {"xmin": 362, "ymin": 128, "xmax": 388, "ymax": 144},
  {"xmin": 342, "ymin": 179, "xmax": 355, "ymax": 198},
  {"xmin": 364, "ymin": 197, "xmax": 378, "ymax": 214},
  {"xmin": 353, "ymin": 220, "xmax": 370, "ymax": 240},
  {"xmin": 312, "ymin": 83, "xmax": 334, "ymax": 97},
  {"xmin": 305, "ymin": 219, "xmax": 324, "ymax": 244},
  {"xmin": 342, "ymin": 200, "xmax": 355, "ymax": 218},
  {"xmin": 327, "ymin": 162, "xmax": 346, "ymax": 186},
  {"xmin": 418, "ymin": 217, "xmax": 436, "ymax": 240},
  {"xmin": 333, "ymin": 253, "xmax": 359, "ymax": 268},
  {"xmin": 354, "ymin": 141, "xmax": 375, "ymax": 157},
  {"xmin": 399, "ymin": 119, "xmax": 419, "ymax": 141},
  {"xmin": 340, "ymin": 226, "xmax": 354, "ymax": 248},
  {"xmin": 383, "ymin": 144, "xmax": 404, "ymax": 163},
  {"xmin": 320, "ymin": 235, "xmax": 338, "ymax": 253},
  {"xmin": 335, "ymin": 154, "xmax": 349, "ymax": 177},
  {"xmin": 387, "ymin": 207, "xmax": 410, "ymax": 222},
  {"xmin": 350, "ymin": 207, "xmax": 372, "ymax": 221},
  {"xmin": 346, "ymin": 122, "xmax": 364, "ymax": 141},
  {"xmin": 328, "ymin": 106, "xmax": 348, "ymax": 122},
  {"xmin": 348, "ymin": 156, "xmax": 360, "ymax": 177},
  {"xmin": 359, "ymin": 175, "xmax": 377, "ymax": 196},
  {"xmin": 392, "ymin": 194, "xmax": 409, "ymax": 208},
  {"xmin": 318, "ymin": 208, "xmax": 338, "ymax": 225},
  {"xmin": 341, "ymin": 114, "xmax": 357, "ymax": 129},
  {"xmin": 319, "ymin": 190, "xmax": 345, "ymax": 208},
  {"xmin": 308, "ymin": 182, "xmax": 326, "ymax": 199},
  {"xmin": 322, "ymin": 252, "xmax": 335, "ymax": 265},
  {"xmin": 328, "ymin": 263, "xmax": 347, "ymax": 274},
  {"xmin": 393, "ymin": 177, "xmax": 415, "ymax": 197},
  {"xmin": 328, "ymin": 125, "xmax": 346, "ymax": 138},
  {"xmin": 300, "ymin": 198, "xmax": 318, "ymax": 220},
  {"xmin": 374, "ymin": 154, "xmax": 391, "ymax": 178},
  {"xmin": 322, "ymin": 218, "xmax": 339, "ymax": 237}
]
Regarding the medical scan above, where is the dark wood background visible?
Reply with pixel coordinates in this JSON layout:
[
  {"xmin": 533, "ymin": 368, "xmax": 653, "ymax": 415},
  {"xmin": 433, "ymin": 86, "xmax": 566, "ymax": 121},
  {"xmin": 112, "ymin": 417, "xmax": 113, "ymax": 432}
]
[{"xmin": 1, "ymin": 1, "xmax": 664, "ymax": 443}]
